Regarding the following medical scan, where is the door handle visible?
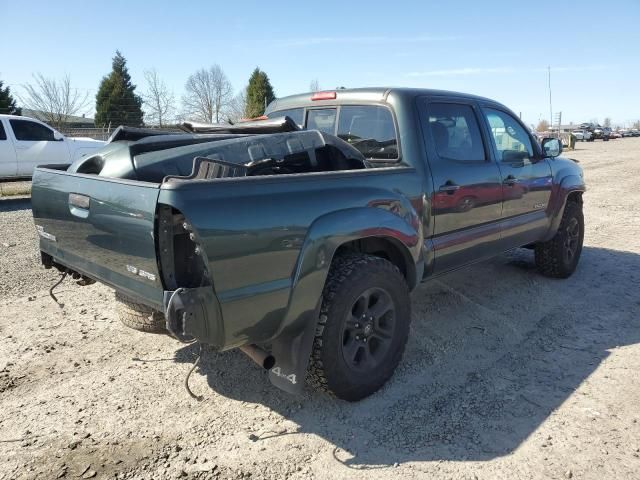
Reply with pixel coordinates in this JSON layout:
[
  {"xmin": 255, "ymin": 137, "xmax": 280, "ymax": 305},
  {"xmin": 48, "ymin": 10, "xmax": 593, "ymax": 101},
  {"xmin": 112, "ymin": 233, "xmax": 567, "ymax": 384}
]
[
  {"xmin": 503, "ymin": 175, "xmax": 518, "ymax": 186},
  {"xmin": 438, "ymin": 183, "xmax": 460, "ymax": 193},
  {"xmin": 69, "ymin": 193, "xmax": 90, "ymax": 218}
]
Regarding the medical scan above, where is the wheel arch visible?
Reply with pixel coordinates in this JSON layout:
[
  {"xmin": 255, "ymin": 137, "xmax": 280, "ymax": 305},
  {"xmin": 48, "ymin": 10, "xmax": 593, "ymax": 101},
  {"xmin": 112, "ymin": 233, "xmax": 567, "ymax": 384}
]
[
  {"xmin": 543, "ymin": 173, "xmax": 585, "ymax": 242},
  {"xmin": 266, "ymin": 206, "xmax": 422, "ymax": 394},
  {"xmin": 334, "ymin": 235, "xmax": 417, "ymax": 290}
]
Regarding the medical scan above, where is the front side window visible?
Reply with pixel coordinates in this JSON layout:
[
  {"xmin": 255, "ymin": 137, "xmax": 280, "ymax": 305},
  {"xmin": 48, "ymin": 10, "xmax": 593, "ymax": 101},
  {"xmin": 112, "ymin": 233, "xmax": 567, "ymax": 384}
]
[
  {"xmin": 0, "ymin": 121, "xmax": 6, "ymax": 141},
  {"xmin": 267, "ymin": 108, "xmax": 304, "ymax": 127},
  {"xmin": 306, "ymin": 108, "xmax": 336, "ymax": 134},
  {"xmin": 426, "ymin": 103, "xmax": 485, "ymax": 161},
  {"xmin": 10, "ymin": 119, "xmax": 56, "ymax": 141},
  {"xmin": 337, "ymin": 105, "xmax": 398, "ymax": 160},
  {"xmin": 482, "ymin": 108, "xmax": 533, "ymax": 162}
]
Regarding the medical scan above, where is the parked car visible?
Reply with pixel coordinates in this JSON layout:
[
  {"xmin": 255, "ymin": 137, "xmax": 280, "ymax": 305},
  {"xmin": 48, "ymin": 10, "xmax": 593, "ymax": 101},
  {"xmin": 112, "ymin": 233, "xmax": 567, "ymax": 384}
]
[
  {"xmin": 0, "ymin": 114, "xmax": 104, "ymax": 180},
  {"xmin": 620, "ymin": 130, "xmax": 633, "ymax": 137},
  {"xmin": 609, "ymin": 131, "xmax": 622, "ymax": 139},
  {"xmin": 31, "ymin": 88, "xmax": 585, "ymax": 401},
  {"xmin": 572, "ymin": 129, "xmax": 592, "ymax": 141},
  {"xmin": 591, "ymin": 126, "xmax": 610, "ymax": 141}
]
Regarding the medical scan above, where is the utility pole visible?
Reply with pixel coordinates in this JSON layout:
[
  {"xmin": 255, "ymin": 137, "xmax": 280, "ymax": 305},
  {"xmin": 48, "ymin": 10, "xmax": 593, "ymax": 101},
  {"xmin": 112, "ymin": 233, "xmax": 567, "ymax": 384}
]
[{"xmin": 548, "ymin": 66, "xmax": 553, "ymax": 136}]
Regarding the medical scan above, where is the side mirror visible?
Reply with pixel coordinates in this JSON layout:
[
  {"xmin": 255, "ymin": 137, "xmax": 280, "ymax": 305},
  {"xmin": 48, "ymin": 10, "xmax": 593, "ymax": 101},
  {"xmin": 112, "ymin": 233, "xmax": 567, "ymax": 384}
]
[
  {"xmin": 53, "ymin": 131, "xmax": 64, "ymax": 141},
  {"xmin": 541, "ymin": 137, "xmax": 562, "ymax": 158}
]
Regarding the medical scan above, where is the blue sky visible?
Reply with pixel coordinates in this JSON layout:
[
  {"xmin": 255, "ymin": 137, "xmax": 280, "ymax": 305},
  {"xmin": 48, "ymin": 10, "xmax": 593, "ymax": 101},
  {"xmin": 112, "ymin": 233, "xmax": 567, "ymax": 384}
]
[{"xmin": 1, "ymin": 0, "xmax": 639, "ymax": 127}]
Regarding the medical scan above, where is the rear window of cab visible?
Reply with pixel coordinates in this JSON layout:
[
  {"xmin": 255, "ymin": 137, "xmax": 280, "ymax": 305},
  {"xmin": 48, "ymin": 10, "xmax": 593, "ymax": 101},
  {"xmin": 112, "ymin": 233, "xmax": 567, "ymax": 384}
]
[{"xmin": 267, "ymin": 105, "xmax": 398, "ymax": 161}]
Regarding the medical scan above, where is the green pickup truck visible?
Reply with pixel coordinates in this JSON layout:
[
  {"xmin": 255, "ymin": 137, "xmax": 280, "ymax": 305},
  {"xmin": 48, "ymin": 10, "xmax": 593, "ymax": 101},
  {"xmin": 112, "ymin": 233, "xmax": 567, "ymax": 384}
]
[{"xmin": 31, "ymin": 88, "xmax": 585, "ymax": 401}]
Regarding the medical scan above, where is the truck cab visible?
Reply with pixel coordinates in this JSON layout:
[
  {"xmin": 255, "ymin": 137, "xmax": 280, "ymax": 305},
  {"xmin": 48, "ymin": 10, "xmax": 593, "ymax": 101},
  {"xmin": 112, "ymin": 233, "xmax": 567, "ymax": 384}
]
[{"xmin": 266, "ymin": 88, "xmax": 580, "ymax": 274}]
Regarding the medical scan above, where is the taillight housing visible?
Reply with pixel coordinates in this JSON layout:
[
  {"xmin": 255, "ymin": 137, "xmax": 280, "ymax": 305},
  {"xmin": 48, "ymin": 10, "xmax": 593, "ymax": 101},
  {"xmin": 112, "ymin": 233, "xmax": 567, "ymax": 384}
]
[{"xmin": 157, "ymin": 205, "xmax": 210, "ymax": 289}]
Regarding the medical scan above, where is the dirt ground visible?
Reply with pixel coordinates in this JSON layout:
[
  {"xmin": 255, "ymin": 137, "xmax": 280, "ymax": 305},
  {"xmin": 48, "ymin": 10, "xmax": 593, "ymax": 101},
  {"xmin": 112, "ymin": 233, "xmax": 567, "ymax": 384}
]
[{"xmin": 1, "ymin": 139, "xmax": 639, "ymax": 480}]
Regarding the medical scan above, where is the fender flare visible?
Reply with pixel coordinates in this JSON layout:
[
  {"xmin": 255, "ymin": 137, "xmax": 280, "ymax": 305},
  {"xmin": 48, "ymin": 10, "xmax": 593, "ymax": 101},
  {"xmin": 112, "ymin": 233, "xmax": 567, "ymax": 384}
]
[
  {"xmin": 267, "ymin": 206, "xmax": 421, "ymax": 393},
  {"xmin": 543, "ymin": 174, "xmax": 585, "ymax": 241}
]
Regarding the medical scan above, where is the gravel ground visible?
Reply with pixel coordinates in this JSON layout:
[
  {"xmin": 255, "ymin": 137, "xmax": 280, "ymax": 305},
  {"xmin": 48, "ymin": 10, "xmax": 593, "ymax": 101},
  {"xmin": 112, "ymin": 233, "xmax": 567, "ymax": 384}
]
[
  {"xmin": 1, "ymin": 139, "xmax": 639, "ymax": 480},
  {"xmin": 0, "ymin": 181, "xmax": 31, "ymax": 197}
]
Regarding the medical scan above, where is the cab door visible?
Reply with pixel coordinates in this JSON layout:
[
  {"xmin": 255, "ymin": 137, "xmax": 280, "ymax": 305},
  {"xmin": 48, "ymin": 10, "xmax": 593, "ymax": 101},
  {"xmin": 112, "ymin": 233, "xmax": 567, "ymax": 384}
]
[
  {"xmin": 8, "ymin": 118, "xmax": 68, "ymax": 176},
  {"xmin": 479, "ymin": 107, "xmax": 553, "ymax": 249},
  {"xmin": 419, "ymin": 98, "xmax": 503, "ymax": 273}
]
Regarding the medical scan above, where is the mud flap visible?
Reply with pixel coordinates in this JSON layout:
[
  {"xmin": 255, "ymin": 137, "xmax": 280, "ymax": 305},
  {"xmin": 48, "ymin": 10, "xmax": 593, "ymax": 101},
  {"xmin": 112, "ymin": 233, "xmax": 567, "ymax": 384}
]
[
  {"xmin": 163, "ymin": 287, "xmax": 223, "ymax": 348},
  {"xmin": 267, "ymin": 308, "xmax": 319, "ymax": 394}
]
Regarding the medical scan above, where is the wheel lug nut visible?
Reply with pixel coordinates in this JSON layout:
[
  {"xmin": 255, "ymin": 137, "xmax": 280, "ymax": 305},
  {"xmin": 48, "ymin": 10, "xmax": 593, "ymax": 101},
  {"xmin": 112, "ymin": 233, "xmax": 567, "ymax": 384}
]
[
  {"xmin": 355, "ymin": 335, "xmax": 360, "ymax": 340},
  {"xmin": 363, "ymin": 338, "xmax": 367, "ymax": 343},
  {"xmin": 355, "ymin": 323, "xmax": 360, "ymax": 328}
]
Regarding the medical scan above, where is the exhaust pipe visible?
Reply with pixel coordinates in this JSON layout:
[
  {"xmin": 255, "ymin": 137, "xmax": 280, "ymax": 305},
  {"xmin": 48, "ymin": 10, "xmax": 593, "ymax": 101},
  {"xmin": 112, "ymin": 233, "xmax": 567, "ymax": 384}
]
[{"xmin": 239, "ymin": 344, "xmax": 276, "ymax": 370}]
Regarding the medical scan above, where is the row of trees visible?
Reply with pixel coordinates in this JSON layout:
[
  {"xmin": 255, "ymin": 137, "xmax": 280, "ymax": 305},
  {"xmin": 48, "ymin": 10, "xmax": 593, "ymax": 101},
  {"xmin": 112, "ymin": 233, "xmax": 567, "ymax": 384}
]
[
  {"xmin": 0, "ymin": 51, "xmax": 281, "ymax": 129},
  {"xmin": 95, "ymin": 51, "xmax": 278, "ymax": 127}
]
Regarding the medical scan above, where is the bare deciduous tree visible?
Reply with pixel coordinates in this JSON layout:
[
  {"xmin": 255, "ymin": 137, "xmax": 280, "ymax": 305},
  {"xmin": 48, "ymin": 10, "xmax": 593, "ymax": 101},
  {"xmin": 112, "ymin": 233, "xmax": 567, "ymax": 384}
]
[
  {"xmin": 182, "ymin": 65, "xmax": 233, "ymax": 124},
  {"xmin": 225, "ymin": 89, "xmax": 247, "ymax": 123},
  {"xmin": 536, "ymin": 119, "xmax": 550, "ymax": 132},
  {"xmin": 309, "ymin": 79, "xmax": 320, "ymax": 92},
  {"xmin": 20, "ymin": 74, "xmax": 90, "ymax": 129},
  {"xmin": 142, "ymin": 69, "xmax": 175, "ymax": 127},
  {"xmin": 603, "ymin": 117, "xmax": 611, "ymax": 128}
]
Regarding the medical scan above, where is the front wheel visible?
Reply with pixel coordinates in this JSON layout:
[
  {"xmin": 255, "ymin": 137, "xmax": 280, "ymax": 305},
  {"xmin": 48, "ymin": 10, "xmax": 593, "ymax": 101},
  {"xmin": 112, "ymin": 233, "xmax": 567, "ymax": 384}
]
[
  {"xmin": 535, "ymin": 200, "xmax": 584, "ymax": 278},
  {"xmin": 307, "ymin": 254, "xmax": 411, "ymax": 401}
]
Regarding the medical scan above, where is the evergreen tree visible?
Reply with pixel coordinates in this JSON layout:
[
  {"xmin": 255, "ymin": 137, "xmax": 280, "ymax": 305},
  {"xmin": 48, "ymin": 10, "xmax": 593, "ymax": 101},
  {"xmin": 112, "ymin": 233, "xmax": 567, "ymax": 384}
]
[
  {"xmin": 95, "ymin": 51, "xmax": 143, "ymax": 127},
  {"xmin": 0, "ymin": 80, "xmax": 21, "ymax": 115},
  {"xmin": 245, "ymin": 67, "xmax": 275, "ymax": 118}
]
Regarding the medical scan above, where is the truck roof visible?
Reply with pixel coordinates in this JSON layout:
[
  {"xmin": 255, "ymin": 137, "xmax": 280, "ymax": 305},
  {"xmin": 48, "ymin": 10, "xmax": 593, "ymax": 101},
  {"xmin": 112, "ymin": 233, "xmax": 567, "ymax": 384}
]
[{"xmin": 265, "ymin": 87, "xmax": 499, "ymax": 113}]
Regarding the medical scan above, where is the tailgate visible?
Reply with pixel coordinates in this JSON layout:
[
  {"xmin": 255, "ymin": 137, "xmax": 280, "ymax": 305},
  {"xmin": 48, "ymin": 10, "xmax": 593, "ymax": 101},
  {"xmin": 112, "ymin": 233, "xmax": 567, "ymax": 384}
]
[{"xmin": 31, "ymin": 167, "xmax": 164, "ymax": 308}]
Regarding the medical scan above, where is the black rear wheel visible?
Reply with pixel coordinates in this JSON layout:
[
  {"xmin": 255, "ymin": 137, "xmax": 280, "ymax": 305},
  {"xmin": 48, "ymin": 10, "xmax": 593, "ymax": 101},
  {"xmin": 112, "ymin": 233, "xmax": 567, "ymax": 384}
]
[{"xmin": 307, "ymin": 254, "xmax": 411, "ymax": 401}]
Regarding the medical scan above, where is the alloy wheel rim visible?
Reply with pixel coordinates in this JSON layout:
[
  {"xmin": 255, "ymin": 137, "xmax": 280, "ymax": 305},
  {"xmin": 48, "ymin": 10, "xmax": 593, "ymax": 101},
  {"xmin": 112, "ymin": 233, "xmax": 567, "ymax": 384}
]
[{"xmin": 341, "ymin": 287, "xmax": 396, "ymax": 372}]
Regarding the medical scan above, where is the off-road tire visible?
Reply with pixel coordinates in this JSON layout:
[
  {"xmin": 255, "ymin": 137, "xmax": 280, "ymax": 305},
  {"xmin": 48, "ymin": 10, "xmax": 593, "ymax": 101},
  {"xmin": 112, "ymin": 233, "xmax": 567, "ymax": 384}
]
[
  {"xmin": 115, "ymin": 292, "xmax": 167, "ymax": 333},
  {"xmin": 535, "ymin": 200, "xmax": 584, "ymax": 278},
  {"xmin": 307, "ymin": 254, "xmax": 411, "ymax": 401}
]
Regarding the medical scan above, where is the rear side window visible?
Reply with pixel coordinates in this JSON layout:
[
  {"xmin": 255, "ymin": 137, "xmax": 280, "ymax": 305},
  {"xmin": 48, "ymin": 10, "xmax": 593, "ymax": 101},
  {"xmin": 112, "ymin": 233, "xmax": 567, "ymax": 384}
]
[
  {"xmin": 0, "ymin": 121, "xmax": 6, "ymax": 140},
  {"xmin": 10, "ymin": 119, "xmax": 56, "ymax": 141},
  {"xmin": 426, "ymin": 103, "xmax": 485, "ymax": 162},
  {"xmin": 267, "ymin": 108, "xmax": 304, "ymax": 127},
  {"xmin": 307, "ymin": 108, "xmax": 336, "ymax": 134},
  {"xmin": 337, "ymin": 106, "xmax": 398, "ymax": 160}
]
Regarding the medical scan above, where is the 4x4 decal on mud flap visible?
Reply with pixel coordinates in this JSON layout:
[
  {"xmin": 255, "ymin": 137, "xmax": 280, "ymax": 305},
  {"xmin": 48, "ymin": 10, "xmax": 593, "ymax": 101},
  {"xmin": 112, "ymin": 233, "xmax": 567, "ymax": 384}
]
[{"xmin": 271, "ymin": 367, "xmax": 297, "ymax": 385}]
